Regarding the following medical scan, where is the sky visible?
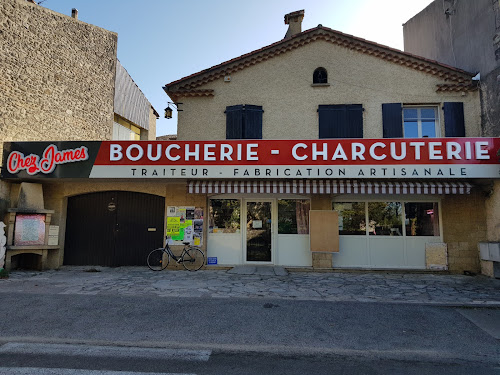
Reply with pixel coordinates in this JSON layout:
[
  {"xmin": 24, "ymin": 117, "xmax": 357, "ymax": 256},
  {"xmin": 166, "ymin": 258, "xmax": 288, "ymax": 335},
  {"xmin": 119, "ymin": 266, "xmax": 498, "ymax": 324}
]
[{"xmin": 40, "ymin": 0, "xmax": 435, "ymax": 137}]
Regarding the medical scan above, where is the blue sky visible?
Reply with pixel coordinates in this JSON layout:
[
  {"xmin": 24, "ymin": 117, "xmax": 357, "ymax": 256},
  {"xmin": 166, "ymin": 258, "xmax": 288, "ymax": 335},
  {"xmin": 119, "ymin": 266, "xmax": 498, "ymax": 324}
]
[{"xmin": 40, "ymin": 0, "xmax": 434, "ymax": 136}]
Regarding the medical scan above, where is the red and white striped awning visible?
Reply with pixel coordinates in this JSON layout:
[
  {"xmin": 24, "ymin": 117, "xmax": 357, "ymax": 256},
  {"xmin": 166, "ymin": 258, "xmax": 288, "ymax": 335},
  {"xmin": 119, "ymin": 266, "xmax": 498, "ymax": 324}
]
[{"xmin": 188, "ymin": 180, "xmax": 472, "ymax": 195}]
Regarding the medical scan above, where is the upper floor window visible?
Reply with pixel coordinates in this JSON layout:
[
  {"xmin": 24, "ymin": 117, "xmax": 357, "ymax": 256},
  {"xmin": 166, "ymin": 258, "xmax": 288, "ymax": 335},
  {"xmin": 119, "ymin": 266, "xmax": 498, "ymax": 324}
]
[
  {"xmin": 313, "ymin": 67, "xmax": 328, "ymax": 84},
  {"xmin": 113, "ymin": 114, "xmax": 141, "ymax": 140},
  {"xmin": 318, "ymin": 104, "xmax": 363, "ymax": 138},
  {"xmin": 382, "ymin": 102, "xmax": 465, "ymax": 138},
  {"xmin": 225, "ymin": 104, "xmax": 263, "ymax": 139},
  {"xmin": 403, "ymin": 107, "xmax": 439, "ymax": 138}
]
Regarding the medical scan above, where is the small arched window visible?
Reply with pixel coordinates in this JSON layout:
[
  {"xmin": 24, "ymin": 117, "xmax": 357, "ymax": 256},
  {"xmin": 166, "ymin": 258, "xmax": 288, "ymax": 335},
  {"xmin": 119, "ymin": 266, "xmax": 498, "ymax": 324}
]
[{"xmin": 313, "ymin": 67, "xmax": 328, "ymax": 84}]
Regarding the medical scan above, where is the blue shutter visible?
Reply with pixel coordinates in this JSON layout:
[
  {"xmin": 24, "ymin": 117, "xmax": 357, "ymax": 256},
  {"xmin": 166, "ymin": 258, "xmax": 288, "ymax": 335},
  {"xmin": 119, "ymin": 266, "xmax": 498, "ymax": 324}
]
[
  {"xmin": 225, "ymin": 105, "xmax": 243, "ymax": 139},
  {"xmin": 318, "ymin": 105, "xmax": 363, "ymax": 138},
  {"xmin": 347, "ymin": 105, "xmax": 363, "ymax": 138},
  {"xmin": 444, "ymin": 102, "xmax": 465, "ymax": 137},
  {"xmin": 382, "ymin": 103, "xmax": 403, "ymax": 138},
  {"xmin": 243, "ymin": 105, "xmax": 263, "ymax": 139}
]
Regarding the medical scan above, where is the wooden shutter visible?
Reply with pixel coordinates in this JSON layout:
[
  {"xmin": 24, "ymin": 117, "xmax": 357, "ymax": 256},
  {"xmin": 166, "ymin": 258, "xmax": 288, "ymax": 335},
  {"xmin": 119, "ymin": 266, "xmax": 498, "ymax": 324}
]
[
  {"xmin": 382, "ymin": 103, "xmax": 403, "ymax": 138},
  {"xmin": 225, "ymin": 105, "xmax": 243, "ymax": 139},
  {"xmin": 318, "ymin": 105, "xmax": 363, "ymax": 138},
  {"xmin": 347, "ymin": 105, "xmax": 363, "ymax": 138},
  {"xmin": 243, "ymin": 105, "xmax": 263, "ymax": 139},
  {"xmin": 444, "ymin": 102, "xmax": 465, "ymax": 137}
]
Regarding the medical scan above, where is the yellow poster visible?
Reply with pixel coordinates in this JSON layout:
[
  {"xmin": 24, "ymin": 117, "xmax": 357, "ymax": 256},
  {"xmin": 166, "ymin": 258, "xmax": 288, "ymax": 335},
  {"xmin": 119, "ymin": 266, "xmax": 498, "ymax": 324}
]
[{"xmin": 167, "ymin": 217, "xmax": 181, "ymax": 239}]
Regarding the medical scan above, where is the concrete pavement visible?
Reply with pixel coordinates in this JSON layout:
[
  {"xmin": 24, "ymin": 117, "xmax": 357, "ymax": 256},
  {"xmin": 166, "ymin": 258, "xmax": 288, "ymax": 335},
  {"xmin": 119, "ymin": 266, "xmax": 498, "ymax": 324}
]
[{"xmin": 1, "ymin": 266, "xmax": 499, "ymax": 306}]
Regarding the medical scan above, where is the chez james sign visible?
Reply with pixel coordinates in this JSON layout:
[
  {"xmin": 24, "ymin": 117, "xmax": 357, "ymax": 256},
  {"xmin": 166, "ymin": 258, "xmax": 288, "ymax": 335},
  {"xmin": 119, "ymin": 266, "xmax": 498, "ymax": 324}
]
[{"xmin": 2, "ymin": 139, "xmax": 500, "ymax": 179}]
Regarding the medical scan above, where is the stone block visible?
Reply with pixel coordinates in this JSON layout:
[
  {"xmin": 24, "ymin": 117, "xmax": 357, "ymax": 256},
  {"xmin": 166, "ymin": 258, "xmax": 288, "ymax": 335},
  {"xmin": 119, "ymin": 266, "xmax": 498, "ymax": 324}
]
[
  {"xmin": 425, "ymin": 242, "xmax": 448, "ymax": 270},
  {"xmin": 312, "ymin": 252, "xmax": 333, "ymax": 269}
]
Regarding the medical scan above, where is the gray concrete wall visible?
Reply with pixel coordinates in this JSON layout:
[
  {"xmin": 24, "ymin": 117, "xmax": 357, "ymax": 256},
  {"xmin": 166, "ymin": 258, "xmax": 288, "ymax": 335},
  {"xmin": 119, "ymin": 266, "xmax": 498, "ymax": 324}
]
[
  {"xmin": 403, "ymin": 0, "xmax": 498, "ymax": 75},
  {"xmin": 481, "ymin": 66, "xmax": 500, "ymax": 137},
  {"xmin": 404, "ymin": 0, "xmax": 500, "ymax": 138}
]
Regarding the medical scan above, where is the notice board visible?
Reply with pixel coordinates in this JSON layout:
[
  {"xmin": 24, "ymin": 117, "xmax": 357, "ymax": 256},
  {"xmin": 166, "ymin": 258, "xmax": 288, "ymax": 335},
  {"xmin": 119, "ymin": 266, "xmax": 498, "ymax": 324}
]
[{"xmin": 309, "ymin": 210, "xmax": 339, "ymax": 252}]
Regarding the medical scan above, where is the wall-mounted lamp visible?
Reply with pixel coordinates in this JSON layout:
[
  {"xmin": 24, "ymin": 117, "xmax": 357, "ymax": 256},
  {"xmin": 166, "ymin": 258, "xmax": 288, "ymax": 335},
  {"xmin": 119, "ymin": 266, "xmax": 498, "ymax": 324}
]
[{"xmin": 164, "ymin": 102, "xmax": 183, "ymax": 119}]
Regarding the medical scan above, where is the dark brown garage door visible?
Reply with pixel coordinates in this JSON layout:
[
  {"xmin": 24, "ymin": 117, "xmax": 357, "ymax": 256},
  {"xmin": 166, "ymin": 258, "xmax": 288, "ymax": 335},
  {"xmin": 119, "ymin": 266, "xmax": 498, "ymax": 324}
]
[{"xmin": 64, "ymin": 191, "xmax": 165, "ymax": 266}]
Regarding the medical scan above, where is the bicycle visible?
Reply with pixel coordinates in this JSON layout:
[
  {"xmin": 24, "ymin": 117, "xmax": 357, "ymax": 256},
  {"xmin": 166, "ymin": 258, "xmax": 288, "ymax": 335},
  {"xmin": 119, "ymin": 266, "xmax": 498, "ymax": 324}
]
[{"xmin": 147, "ymin": 236, "xmax": 205, "ymax": 271}]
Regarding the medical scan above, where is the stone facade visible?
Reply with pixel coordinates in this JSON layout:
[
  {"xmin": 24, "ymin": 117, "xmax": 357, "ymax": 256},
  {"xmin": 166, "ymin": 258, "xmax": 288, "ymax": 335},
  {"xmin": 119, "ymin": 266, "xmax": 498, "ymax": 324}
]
[
  {"xmin": 441, "ymin": 189, "xmax": 487, "ymax": 273},
  {"xmin": 0, "ymin": 0, "xmax": 118, "ymax": 167}
]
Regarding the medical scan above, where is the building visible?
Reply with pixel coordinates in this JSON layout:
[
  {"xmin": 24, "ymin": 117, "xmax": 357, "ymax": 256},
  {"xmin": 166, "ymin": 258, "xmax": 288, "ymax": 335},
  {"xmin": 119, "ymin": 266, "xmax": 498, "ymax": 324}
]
[
  {"xmin": 0, "ymin": 0, "xmax": 157, "ymax": 270},
  {"xmin": 403, "ymin": 0, "xmax": 500, "ymax": 276},
  {"xmin": 2, "ymin": 9, "xmax": 499, "ymax": 275}
]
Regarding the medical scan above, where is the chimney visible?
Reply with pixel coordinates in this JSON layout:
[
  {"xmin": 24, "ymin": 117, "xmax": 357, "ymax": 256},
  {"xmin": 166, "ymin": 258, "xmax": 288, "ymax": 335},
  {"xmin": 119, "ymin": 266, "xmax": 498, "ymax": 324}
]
[
  {"xmin": 284, "ymin": 10, "xmax": 305, "ymax": 39},
  {"xmin": 71, "ymin": 8, "xmax": 78, "ymax": 19}
]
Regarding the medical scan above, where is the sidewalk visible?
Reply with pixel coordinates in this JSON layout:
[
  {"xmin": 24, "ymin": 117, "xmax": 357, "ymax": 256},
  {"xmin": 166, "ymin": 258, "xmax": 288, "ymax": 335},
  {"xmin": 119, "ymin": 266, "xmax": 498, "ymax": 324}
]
[{"xmin": 1, "ymin": 266, "xmax": 499, "ymax": 306}]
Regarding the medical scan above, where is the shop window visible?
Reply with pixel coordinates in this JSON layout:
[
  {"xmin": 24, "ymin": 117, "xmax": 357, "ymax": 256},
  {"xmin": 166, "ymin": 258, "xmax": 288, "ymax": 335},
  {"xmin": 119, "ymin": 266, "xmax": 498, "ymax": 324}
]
[
  {"xmin": 278, "ymin": 199, "xmax": 310, "ymax": 234},
  {"xmin": 368, "ymin": 202, "xmax": 403, "ymax": 236},
  {"xmin": 318, "ymin": 104, "xmax": 363, "ymax": 138},
  {"xmin": 313, "ymin": 67, "xmax": 328, "ymax": 84},
  {"xmin": 225, "ymin": 105, "xmax": 263, "ymax": 139},
  {"xmin": 405, "ymin": 202, "xmax": 440, "ymax": 236},
  {"xmin": 209, "ymin": 199, "xmax": 240, "ymax": 233},
  {"xmin": 333, "ymin": 202, "xmax": 366, "ymax": 235},
  {"xmin": 403, "ymin": 107, "xmax": 439, "ymax": 138}
]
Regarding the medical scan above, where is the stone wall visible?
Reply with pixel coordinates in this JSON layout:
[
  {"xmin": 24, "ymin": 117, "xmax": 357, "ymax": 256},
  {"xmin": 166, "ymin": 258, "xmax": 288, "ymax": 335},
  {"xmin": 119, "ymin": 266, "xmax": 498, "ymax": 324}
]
[
  {"xmin": 441, "ymin": 189, "xmax": 487, "ymax": 273},
  {"xmin": 0, "ymin": 0, "xmax": 118, "ymax": 165}
]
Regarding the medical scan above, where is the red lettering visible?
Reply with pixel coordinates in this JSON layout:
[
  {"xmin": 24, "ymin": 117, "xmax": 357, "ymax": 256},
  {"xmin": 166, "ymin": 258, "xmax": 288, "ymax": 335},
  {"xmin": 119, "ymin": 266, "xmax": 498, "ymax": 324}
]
[{"xmin": 7, "ymin": 144, "xmax": 89, "ymax": 175}]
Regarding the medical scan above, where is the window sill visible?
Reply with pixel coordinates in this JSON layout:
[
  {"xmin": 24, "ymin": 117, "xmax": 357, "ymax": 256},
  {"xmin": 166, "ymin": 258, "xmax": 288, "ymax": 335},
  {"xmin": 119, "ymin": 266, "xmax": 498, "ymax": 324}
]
[{"xmin": 311, "ymin": 83, "xmax": 330, "ymax": 87}]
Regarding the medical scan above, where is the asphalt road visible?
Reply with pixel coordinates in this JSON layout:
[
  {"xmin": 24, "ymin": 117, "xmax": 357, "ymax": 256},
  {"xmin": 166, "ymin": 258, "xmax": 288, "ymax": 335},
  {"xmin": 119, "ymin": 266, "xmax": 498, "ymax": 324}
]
[{"xmin": 0, "ymin": 293, "xmax": 498, "ymax": 374}]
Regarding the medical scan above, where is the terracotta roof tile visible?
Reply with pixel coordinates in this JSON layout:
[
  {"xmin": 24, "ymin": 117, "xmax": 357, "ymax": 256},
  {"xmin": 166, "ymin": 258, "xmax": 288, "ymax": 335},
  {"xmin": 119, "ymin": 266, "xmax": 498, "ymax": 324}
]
[{"xmin": 164, "ymin": 26, "xmax": 474, "ymax": 93}]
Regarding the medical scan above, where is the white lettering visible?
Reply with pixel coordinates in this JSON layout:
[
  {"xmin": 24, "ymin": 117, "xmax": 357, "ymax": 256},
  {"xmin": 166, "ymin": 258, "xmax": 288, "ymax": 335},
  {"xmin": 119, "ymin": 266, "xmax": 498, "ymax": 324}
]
[
  {"xmin": 165, "ymin": 144, "xmax": 180, "ymax": 161},
  {"xmin": 247, "ymin": 144, "xmax": 258, "ymax": 161},
  {"xmin": 475, "ymin": 141, "xmax": 490, "ymax": 160},
  {"xmin": 369, "ymin": 142, "xmax": 386, "ymax": 161},
  {"xmin": 185, "ymin": 144, "xmax": 200, "ymax": 161},
  {"xmin": 465, "ymin": 142, "xmax": 472, "ymax": 160},
  {"xmin": 332, "ymin": 144, "xmax": 348, "ymax": 160},
  {"xmin": 110, "ymin": 144, "xmax": 123, "ymax": 161},
  {"xmin": 292, "ymin": 143, "xmax": 308, "ymax": 160},
  {"xmin": 429, "ymin": 142, "xmax": 443, "ymax": 160},
  {"xmin": 390, "ymin": 142, "xmax": 406, "ymax": 160},
  {"xmin": 409, "ymin": 142, "xmax": 425, "ymax": 160},
  {"xmin": 147, "ymin": 144, "xmax": 162, "ymax": 161},
  {"xmin": 220, "ymin": 144, "xmax": 233, "ymax": 161},
  {"xmin": 446, "ymin": 142, "xmax": 461, "ymax": 160},
  {"xmin": 352, "ymin": 143, "xmax": 366, "ymax": 160},
  {"xmin": 312, "ymin": 143, "xmax": 328, "ymax": 161},
  {"xmin": 204, "ymin": 144, "xmax": 216, "ymax": 161},
  {"xmin": 126, "ymin": 144, "xmax": 144, "ymax": 161}
]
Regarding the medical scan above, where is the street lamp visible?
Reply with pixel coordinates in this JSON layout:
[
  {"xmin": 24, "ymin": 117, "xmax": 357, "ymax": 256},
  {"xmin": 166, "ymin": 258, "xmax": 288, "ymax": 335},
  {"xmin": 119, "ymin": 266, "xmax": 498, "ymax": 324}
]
[{"xmin": 164, "ymin": 102, "xmax": 183, "ymax": 119}]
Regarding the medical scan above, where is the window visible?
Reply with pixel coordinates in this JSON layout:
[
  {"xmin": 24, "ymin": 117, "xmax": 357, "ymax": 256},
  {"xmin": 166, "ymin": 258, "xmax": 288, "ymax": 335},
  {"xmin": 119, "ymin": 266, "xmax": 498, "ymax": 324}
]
[
  {"xmin": 225, "ymin": 105, "xmax": 263, "ymax": 139},
  {"xmin": 405, "ymin": 202, "xmax": 439, "ymax": 236},
  {"xmin": 403, "ymin": 107, "xmax": 439, "ymax": 138},
  {"xmin": 209, "ymin": 199, "xmax": 240, "ymax": 233},
  {"xmin": 313, "ymin": 67, "xmax": 328, "ymax": 84},
  {"xmin": 333, "ymin": 202, "xmax": 365, "ymax": 235},
  {"xmin": 278, "ymin": 199, "xmax": 310, "ymax": 234},
  {"xmin": 333, "ymin": 201, "xmax": 441, "ymax": 237},
  {"xmin": 318, "ymin": 104, "xmax": 363, "ymax": 138},
  {"xmin": 368, "ymin": 202, "xmax": 403, "ymax": 236},
  {"xmin": 113, "ymin": 114, "xmax": 141, "ymax": 140}
]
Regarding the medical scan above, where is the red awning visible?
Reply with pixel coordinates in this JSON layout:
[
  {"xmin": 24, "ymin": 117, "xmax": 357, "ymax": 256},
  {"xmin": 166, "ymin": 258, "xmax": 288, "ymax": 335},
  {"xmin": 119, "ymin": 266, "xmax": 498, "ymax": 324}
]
[{"xmin": 188, "ymin": 180, "xmax": 472, "ymax": 195}]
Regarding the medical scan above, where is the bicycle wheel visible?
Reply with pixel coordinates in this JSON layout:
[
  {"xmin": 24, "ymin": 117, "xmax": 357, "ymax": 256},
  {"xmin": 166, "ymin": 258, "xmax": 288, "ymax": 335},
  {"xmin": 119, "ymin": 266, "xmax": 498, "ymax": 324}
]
[
  {"xmin": 182, "ymin": 247, "xmax": 205, "ymax": 271},
  {"xmin": 147, "ymin": 248, "xmax": 169, "ymax": 271}
]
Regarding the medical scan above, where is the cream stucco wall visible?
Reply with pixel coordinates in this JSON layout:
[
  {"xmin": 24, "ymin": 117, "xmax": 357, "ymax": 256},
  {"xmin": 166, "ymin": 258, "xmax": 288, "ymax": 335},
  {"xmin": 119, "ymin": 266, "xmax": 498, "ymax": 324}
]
[
  {"xmin": 176, "ymin": 40, "xmax": 481, "ymax": 140},
  {"xmin": 39, "ymin": 181, "xmax": 207, "ymax": 267}
]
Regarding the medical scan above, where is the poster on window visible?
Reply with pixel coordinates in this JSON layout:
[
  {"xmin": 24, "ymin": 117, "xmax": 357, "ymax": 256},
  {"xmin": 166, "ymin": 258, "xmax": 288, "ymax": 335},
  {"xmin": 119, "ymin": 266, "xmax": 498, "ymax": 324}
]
[
  {"xmin": 166, "ymin": 206, "xmax": 203, "ymax": 246},
  {"xmin": 14, "ymin": 214, "xmax": 46, "ymax": 246}
]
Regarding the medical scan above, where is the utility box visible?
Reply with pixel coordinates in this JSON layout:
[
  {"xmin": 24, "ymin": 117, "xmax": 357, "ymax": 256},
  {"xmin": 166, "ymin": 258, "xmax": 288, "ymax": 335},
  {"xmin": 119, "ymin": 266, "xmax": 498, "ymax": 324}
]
[{"xmin": 479, "ymin": 242, "xmax": 500, "ymax": 262}]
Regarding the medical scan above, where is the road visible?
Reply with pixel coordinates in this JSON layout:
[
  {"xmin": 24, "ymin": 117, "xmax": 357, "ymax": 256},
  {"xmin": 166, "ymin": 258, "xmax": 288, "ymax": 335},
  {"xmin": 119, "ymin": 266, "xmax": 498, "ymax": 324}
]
[{"xmin": 0, "ymin": 292, "xmax": 499, "ymax": 374}]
